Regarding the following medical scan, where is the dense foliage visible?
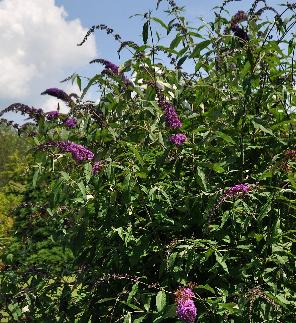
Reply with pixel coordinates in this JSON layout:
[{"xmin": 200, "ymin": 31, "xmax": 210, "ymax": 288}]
[{"xmin": 1, "ymin": 0, "xmax": 296, "ymax": 322}]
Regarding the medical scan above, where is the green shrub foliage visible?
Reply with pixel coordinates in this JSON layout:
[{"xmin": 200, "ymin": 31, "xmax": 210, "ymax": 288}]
[{"xmin": 1, "ymin": 0, "xmax": 296, "ymax": 322}]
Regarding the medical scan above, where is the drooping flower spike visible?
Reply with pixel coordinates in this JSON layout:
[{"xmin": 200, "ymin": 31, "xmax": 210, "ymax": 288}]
[
  {"xmin": 41, "ymin": 88, "xmax": 71, "ymax": 102},
  {"xmin": 39, "ymin": 141, "xmax": 94, "ymax": 162}
]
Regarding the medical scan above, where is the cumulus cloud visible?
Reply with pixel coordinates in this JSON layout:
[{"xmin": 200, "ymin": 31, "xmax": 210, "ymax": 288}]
[{"xmin": 0, "ymin": 0, "xmax": 96, "ymax": 113}]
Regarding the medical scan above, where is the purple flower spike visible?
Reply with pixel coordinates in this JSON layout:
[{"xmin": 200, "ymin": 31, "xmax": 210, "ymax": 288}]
[
  {"xmin": 41, "ymin": 88, "xmax": 70, "ymax": 102},
  {"xmin": 175, "ymin": 288, "xmax": 197, "ymax": 323},
  {"xmin": 224, "ymin": 183, "xmax": 251, "ymax": 197},
  {"xmin": 91, "ymin": 59, "xmax": 120, "ymax": 75},
  {"xmin": 157, "ymin": 92, "xmax": 182, "ymax": 129},
  {"xmin": 176, "ymin": 299, "xmax": 197, "ymax": 323},
  {"xmin": 170, "ymin": 133, "xmax": 187, "ymax": 146},
  {"xmin": 46, "ymin": 111, "xmax": 60, "ymax": 120},
  {"xmin": 91, "ymin": 59, "xmax": 132, "ymax": 87},
  {"xmin": 40, "ymin": 141, "xmax": 94, "ymax": 162},
  {"xmin": 64, "ymin": 117, "xmax": 77, "ymax": 128},
  {"xmin": 92, "ymin": 161, "xmax": 103, "ymax": 175}
]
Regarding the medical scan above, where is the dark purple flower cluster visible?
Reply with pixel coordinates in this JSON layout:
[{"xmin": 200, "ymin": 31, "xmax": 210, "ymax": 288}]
[
  {"xmin": 41, "ymin": 88, "xmax": 71, "ymax": 102},
  {"xmin": 46, "ymin": 111, "xmax": 60, "ymax": 120},
  {"xmin": 64, "ymin": 117, "xmax": 77, "ymax": 128},
  {"xmin": 224, "ymin": 183, "xmax": 250, "ymax": 197},
  {"xmin": 90, "ymin": 59, "xmax": 132, "ymax": 86},
  {"xmin": 175, "ymin": 288, "xmax": 197, "ymax": 323},
  {"xmin": 92, "ymin": 161, "xmax": 103, "ymax": 175},
  {"xmin": 158, "ymin": 93, "xmax": 182, "ymax": 129},
  {"xmin": 0, "ymin": 103, "xmax": 44, "ymax": 120},
  {"xmin": 100, "ymin": 59, "xmax": 120, "ymax": 75},
  {"xmin": 170, "ymin": 133, "xmax": 187, "ymax": 146},
  {"xmin": 230, "ymin": 11, "xmax": 249, "ymax": 41},
  {"xmin": 40, "ymin": 141, "xmax": 94, "ymax": 162}
]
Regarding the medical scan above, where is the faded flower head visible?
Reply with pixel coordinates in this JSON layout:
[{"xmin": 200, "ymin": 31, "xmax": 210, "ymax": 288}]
[
  {"xmin": 46, "ymin": 111, "xmax": 60, "ymax": 120},
  {"xmin": 175, "ymin": 288, "xmax": 195, "ymax": 302},
  {"xmin": 230, "ymin": 11, "xmax": 249, "ymax": 41},
  {"xmin": 41, "ymin": 88, "xmax": 71, "ymax": 102},
  {"xmin": 285, "ymin": 149, "xmax": 296, "ymax": 159},
  {"xmin": 231, "ymin": 11, "xmax": 248, "ymax": 27},
  {"xmin": 170, "ymin": 133, "xmax": 187, "ymax": 146},
  {"xmin": 64, "ymin": 117, "xmax": 77, "ymax": 128},
  {"xmin": 92, "ymin": 161, "xmax": 103, "ymax": 175}
]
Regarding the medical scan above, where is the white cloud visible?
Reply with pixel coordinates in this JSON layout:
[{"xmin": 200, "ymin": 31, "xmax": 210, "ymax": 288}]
[{"xmin": 0, "ymin": 0, "xmax": 96, "ymax": 112}]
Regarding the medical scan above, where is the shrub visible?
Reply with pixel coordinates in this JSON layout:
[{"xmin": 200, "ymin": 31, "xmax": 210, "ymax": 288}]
[{"xmin": 0, "ymin": 0, "xmax": 295, "ymax": 322}]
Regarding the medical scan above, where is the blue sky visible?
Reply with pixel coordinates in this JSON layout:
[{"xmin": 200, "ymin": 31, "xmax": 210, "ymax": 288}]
[
  {"xmin": 55, "ymin": 0, "xmax": 281, "ymax": 64},
  {"xmin": 0, "ymin": 0, "xmax": 283, "ymax": 122}
]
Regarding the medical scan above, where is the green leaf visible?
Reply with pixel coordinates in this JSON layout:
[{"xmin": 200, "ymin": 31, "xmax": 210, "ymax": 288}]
[
  {"xmin": 190, "ymin": 40, "xmax": 211, "ymax": 58},
  {"xmin": 219, "ymin": 302, "xmax": 239, "ymax": 314},
  {"xmin": 212, "ymin": 163, "xmax": 225, "ymax": 173},
  {"xmin": 216, "ymin": 131, "xmax": 235, "ymax": 145},
  {"xmin": 196, "ymin": 167, "xmax": 207, "ymax": 191},
  {"xmin": 76, "ymin": 75, "xmax": 82, "ymax": 91},
  {"xmin": 151, "ymin": 17, "xmax": 167, "ymax": 30},
  {"xmin": 170, "ymin": 34, "xmax": 182, "ymax": 49},
  {"xmin": 252, "ymin": 121, "xmax": 274, "ymax": 136},
  {"xmin": 196, "ymin": 284, "xmax": 215, "ymax": 294},
  {"xmin": 32, "ymin": 168, "xmax": 39, "ymax": 188},
  {"xmin": 77, "ymin": 181, "xmax": 86, "ymax": 199},
  {"xmin": 142, "ymin": 21, "xmax": 149, "ymax": 44},
  {"xmin": 156, "ymin": 290, "xmax": 166, "ymax": 312},
  {"xmin": 215, "ymin": 252, "xmax": 229, "ymax": 273},
  {"xmin": 177, "ymin": 55, "xmax": 188, "ymax": 67}
]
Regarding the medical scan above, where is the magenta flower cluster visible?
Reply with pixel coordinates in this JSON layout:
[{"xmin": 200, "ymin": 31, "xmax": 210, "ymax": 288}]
[
  {"xmin": 170, "ymin": 133, "xmax": 187, "ymax": 146},
  {"xmin": 224, "ymin": 183, "xmax": 250, "ymax": 197},
  {"xmin": 64, "ymin": 117, "xmax": 77, "ymax": 128},
  {"xmin": 175, "ymin": 288, "xmax": 197, "ymax": 323},
  {"xmin": 41, "ymin": 88, "xmax": 71, "ymax": 102},
  {"xmin": 41, "ymin": 141, "xmax": 94, "ymax": 162},
  {"xmin": 92, "ymin": 161, "xmax": 103, "ymax": 175},
  {"xmin": 46, "ymin": 111, "xmax": 60, "ymax": 120}
]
